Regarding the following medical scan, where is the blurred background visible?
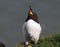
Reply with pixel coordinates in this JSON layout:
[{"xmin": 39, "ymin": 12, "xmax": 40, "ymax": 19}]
[{"xmin": 0, "ymin": 0, "xmax": 60, "ymax": 47}]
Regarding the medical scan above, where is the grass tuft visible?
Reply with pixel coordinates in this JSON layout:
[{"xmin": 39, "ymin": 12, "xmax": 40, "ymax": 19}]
[{"xmin": 16, "ymin": 33, "xmax": 60, "ymax": 47}]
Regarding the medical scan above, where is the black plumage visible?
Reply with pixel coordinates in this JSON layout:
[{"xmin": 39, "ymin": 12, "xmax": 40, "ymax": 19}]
[{"xmin": 25, "ymin": 6, "xmax": 39, "ymax": 23}]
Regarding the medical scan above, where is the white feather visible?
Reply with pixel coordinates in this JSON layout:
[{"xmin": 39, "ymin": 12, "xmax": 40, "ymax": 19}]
[{"xmin": 23, "ymin": 19, "xmax": 41, "ymax": 43}]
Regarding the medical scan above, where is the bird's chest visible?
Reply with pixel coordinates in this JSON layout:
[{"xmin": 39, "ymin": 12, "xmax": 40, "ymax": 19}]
[{"xmin": 25, "ymin": 19, "xmax": 41, "ymax": 35}]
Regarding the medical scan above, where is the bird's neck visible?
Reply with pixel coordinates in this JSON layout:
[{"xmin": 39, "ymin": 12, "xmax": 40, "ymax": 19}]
[{"xmin": 25, "ymin": 14, "xmax": 39, "ymax": 23}]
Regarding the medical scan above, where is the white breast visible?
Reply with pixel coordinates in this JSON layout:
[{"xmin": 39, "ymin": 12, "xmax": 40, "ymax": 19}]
[{"xmin": 23, "ymin": 19, "xmax": 41, "ymax": 43}]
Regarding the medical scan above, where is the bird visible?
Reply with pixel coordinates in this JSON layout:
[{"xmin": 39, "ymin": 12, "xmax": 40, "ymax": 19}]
[
  {"xmin": 0, "ymin": 42, "xmax": 6, "ymax": 47},
  {"xmin": 22, "ymin": 6, "xmax": 41, "ymax": 47}
]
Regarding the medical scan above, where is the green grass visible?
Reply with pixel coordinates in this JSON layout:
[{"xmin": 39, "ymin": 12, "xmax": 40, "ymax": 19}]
[
  {"xmin": 16, "ymin": 33, "xmax": 60, "ymax": 47},
  {"xmin": 32, "ymin": 34, "xmax": 60, "ymax": 47}
]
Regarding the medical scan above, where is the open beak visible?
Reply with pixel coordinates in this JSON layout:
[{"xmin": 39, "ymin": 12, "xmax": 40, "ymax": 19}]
[
  {"xmin": 28, "ymin": 6, "xmax": 33, "ymax": 15},
  {"xmin": 29, "ymin": 9, "xmax": 33, "ymax": 15}
]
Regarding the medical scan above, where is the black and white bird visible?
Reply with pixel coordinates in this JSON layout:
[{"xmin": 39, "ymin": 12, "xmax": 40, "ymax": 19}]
[{"xmin": 23, "ymin": 6, "xmax": 41, "ymax": 46}]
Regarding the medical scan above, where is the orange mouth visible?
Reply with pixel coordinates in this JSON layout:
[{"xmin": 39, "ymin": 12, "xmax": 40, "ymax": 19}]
[{"xmin": 29, "ymin": 9, "xmax": 33, "ymax": 15}]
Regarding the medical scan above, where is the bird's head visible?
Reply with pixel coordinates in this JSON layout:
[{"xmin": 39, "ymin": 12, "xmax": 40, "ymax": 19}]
[{"xmin": 25, "ymin": 5, "xmax": 39, "ymax": 23}]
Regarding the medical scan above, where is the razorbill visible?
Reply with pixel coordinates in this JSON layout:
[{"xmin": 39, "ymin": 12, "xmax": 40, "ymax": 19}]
[{"xmin": 22, "ymin": 6, "xmax": 41, "ymax": 45}]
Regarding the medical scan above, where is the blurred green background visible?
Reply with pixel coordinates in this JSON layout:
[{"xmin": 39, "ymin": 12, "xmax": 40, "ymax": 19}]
[{"xmin": 0, "ymin": 0, "xmax": 60, "ymax": 47}]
